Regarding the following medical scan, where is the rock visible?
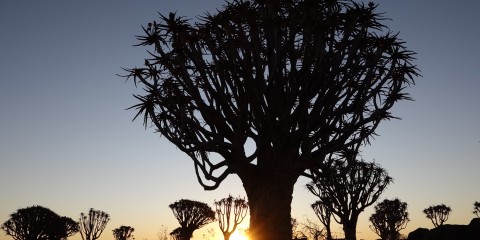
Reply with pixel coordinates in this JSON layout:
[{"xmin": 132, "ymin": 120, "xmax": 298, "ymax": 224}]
[
  {"xmin": 407, "ymin": 228, "xmax": 429, "ymax": 240},
  {"xmin": 407, "ymin": 218, "xmax": 480, "ymax": 240}
]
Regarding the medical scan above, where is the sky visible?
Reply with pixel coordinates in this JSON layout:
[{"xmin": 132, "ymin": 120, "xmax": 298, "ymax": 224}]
[{"xmin": 0, "ymin": 1, "xmax": 479, "ymax": 240}]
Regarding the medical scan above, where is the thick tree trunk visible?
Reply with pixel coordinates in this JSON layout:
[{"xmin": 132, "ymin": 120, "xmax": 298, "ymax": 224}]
[
  {"xmin": 239, "ymin": 156, "xmax": 300, "ymax": 240},
  {"xmin": 342, "ymin": 218, "xmax": 359, "ymax": 240},
  {"xmin": 244, "ymin": 176, "xmax": 296, "ymax": 240}
]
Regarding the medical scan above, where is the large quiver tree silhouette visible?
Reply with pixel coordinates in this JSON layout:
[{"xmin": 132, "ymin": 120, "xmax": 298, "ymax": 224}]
[
  {"xmin": 1, "ymin": 205, "xmax": 79, "ymax": 240},
  {"xmin": 306, "ymin": 159, "xmax": 392, "ymax": 240},
  {"xmin": 214, "ymin": 195, "xmax": 249, "ymax": 240},
  {"xmin": 79, "ymin": 208, "xmax": 110, "ymax": 240},
  {"xmin": 369, "ymin": 198, "xmax": 409, "ymax": 240},
  {"xmin": 169, "ymin": 199, "xmax": 216, "ymax": 240},
  {"xmin": 123, "ymin": 0, "xmax": 418, "ymax": 239}
]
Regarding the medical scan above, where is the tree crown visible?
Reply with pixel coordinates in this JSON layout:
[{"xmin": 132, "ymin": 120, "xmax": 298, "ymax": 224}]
[
  {"xmin": 369, "ymin": 198, "xmax": 409, "ymax": 240},
  {"xmin": 169, "ymin": 199, "xmax": 216, "ymax": 231},
  {"xmin": 306, "ymin": 159, "xmax": 393, "ymax": 224},
  {"xmin": 1, "ymin": 205, "xmax": 79, "ymax": 240},
  {"xmin": 123, "ymin": 0, "xmax": 418, "ymax": 190},
  {"xmin": 423, "ymin": 204, "xmax": 451, "ymax": 227}
]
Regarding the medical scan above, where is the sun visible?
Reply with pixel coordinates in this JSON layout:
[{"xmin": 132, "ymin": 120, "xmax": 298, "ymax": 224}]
[{"xmin": 229, "ymin": 231, "xmax": 249, "ymax": 240}]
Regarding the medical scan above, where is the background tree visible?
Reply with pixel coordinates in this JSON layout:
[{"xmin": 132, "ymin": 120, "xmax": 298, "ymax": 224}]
[
  {"xmin": 169, "ymin": 199, "xmax": 216, "ymax": 240},
  {"xmin": 423, "ymin": 204, "xmax": 451, "ymax": 227},
  {"xmin": 474, "ymin": 202, "xmax": 480, "ymax": 217},
  {"xmin": 369, "ymin": 198, "xmax": 409, "ymax": 240},
  {"xmin": 113, "ymin": 226, "xmax": 135, "ymax": 240},
  {"xmin": 79, "ymin": 208, "xmax": 110, "ymax": 240},
  {"xmin": 300, "ymin": 218, "xmax": 325, "ymax": 240},
  {"xmin": 307, "ymin": 159, "xmax": 392, "ymax": 240},
  {"xmin": 291, "ymin": 218, "xmax": 306, "ymax": 240},
  {"xmin": 214, "ymin": 195, "xmax": 249, "ymax": 240},
  {"xmin": 1, "ymin": 205, "xmax": 78, "ymax": 240},
  {"xmin": 157, "ymin": 225, "xmax": 170, "ymax": 240},
  {"xmin": 123, "ymin": 0, "xmax": 418, "ymax": 239},
  {"xmin": 311, "ymin": 201, "xmax": 333, "ymax": 240}
]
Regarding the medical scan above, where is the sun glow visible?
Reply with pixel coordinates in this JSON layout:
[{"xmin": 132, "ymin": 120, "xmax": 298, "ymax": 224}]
[{"xmin": 227, "ymin": 231, "xmax": 249, "ymax": 240}]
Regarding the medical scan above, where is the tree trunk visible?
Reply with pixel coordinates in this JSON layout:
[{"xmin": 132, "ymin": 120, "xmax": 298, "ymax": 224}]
[
  {"xmin": 223, "ymin": 232, "xmax": 232, "ymax": 240},
  {"xmin": 325, "ymin": 227, "xmax": 333, "ymax": 240},
  {"xmin": 342, "ymin": 218, "xmax": 359, "ymax": 240},
  {"xmin": 238, "ymin": 153, "xmax": 300, "ymax": 240}
]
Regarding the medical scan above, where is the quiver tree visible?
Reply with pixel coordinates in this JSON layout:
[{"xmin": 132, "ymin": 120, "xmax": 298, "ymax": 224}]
[
  {"xmin": 369, "ymin": 198, "xmax": 409, "ymax": 240},
  {"xmin": 474, "ymin": 202, "xmax": 480, "ymax": 217},
  {"xmin": 214, "ymin": 195, "xmax": 249, "ymax": 240},
  {"xmin": 79, "ymin": 208, "xmax": 110, "ymax": 240},
  {"xmin": 423, "ymin": 204, "xmax": 451, "ymax": 227},
  {"xmin": 311, "ymin": 201, "xmax": 333, "ymax": 240},
  {"xmin": 123, "ymin": 0, "xmax": 418, "ymax": 239},
  {"xmin": 1, "ymin": 205, "xmax": 79, "ymax": 240},
  {"xmin": 113, "ymin": 226, "xmax": 135, "ymax": 240},
  {"xmin": 306, "ymin": 159, "xmax": 392, "ymax": 240},
  {"xmin": 169, "ymin": 199, "xmax": 216, "ymax": 240}
]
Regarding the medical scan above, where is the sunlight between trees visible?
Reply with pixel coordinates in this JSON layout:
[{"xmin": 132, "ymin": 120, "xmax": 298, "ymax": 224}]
[{"xmin": 3, "ymin": 201, "xmax": 480, "ymax": 240}]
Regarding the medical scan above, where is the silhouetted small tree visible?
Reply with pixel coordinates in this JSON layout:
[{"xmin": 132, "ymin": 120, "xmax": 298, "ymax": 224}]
[
  {"xmin": 307, "ymin": 159, "xmax": 392, "ymax": 240},
  {"xmin": 157, "ymin": 225, "xmax": 170, "ymax": 240},
  {"xmin": 369, "ymin": 198, "xmax": 409, "ymax": 240},
  {"xmin": 214, "ymin": 195, "xmax": 248, "ymax": 240},
  {"xmin": 79, "ymin": 208, "xmax": 110, "ymax": 240},
  {"xmin": 169, "ymin": 199, "xmax": 216, "ymax": 240},
  {"xmin": 311, "ymin": 201, "xmax": 332, "ymax": 240},
  {"xmin": 1, "ymin": 205, "xmax": 79, "ymax": 240},
  {"xmin": 113, "ymin": 226, "xmax": 135, "ymax": 240},
  {"xmin": 123, "ymin": 0, "xmax": 418, "ymax": 239},
  {"xmin": 423, "ymin": 204, "xmax": 451, "ymax": 227},
  {"xmin": 291, "ymin": 218, "xmax": 306, "ymax": 239},
  {"xmin": 300, "ymin": 218, "xmax": 325, "ymax": 240},
  {"xmin": 474, "ymin": 202, "xmax": 480, "ymax": 217}
]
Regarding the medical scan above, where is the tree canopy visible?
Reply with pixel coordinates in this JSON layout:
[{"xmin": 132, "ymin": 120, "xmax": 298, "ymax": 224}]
[
  {"xmin": 474, "ymin": 202, "xmax": 480, "ymax": 218},
  {"xmin": 369, "ymin": 198, "xmax": 409, "ymax": 240},
  {"xmin": 113, "ymin": 226, "xmax": 135, "ymax": 240},
  {"xmin": 123, "ymin": 0, "xmax": 418, "ymax": 239},
  {"xmin": 169, "ymin": 199, "xmax": 216, "ymax": 240},
  {"xmin": 79, "ymin": 208, "xmax": 110, "ymax": 240},
  {"xmin": 124, "ymin": 0, "xmax": 417, "ymax": 189},
  {"xmin": 214, "ymin": 195, "xmax": 249, "ymax": 240},
  {"xmin": 307, "ymin": 159, "xmax": 392, "ymax": 240},
  {"xmin": 1, "ymin": 205, "xmax": 79, "ymax": 240},
  {"xmin": 423, "ymin": 204, "xmax": 451, "ymax": 227}
]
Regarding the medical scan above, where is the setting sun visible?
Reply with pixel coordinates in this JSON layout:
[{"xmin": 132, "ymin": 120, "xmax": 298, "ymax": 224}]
[{"xmin": 227, "ymin": 231, "xmax": 249, "ymax": 240}]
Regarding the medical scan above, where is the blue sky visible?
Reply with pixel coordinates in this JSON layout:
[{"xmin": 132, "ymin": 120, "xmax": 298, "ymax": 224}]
[{"xmin": 1, "ymin": 1, "xmax": 479, "ymax": 240}]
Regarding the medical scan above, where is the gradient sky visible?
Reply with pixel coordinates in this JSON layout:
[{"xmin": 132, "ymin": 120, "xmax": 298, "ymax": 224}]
[{"xmin": 1, "ymin": 1, "xmax": 479, "ymax": 240}]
